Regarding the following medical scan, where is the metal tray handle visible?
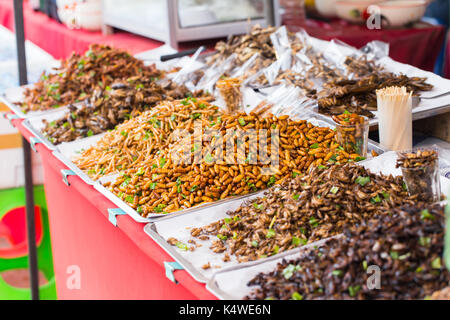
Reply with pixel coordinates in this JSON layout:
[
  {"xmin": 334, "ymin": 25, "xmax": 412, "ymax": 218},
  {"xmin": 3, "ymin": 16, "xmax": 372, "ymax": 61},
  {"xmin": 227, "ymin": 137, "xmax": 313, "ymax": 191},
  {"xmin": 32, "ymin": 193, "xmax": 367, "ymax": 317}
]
[
  {"xmin": 5, "ymin": 113, "xmax": 20, "ymax": 122},
  {"xmin": 164, "ymin": 261, "xmax": 184, "ymax": 284},
  {"xmin": 61, "ymin": 169, "xmax": 76, "ymax": 186},
  {"xmin": 107, "ymin": 208, "xmax": 127, "ymax": 227},
  {"xmin": 29, "ymin": 137, "xmax": 42, "ymax": 153}
]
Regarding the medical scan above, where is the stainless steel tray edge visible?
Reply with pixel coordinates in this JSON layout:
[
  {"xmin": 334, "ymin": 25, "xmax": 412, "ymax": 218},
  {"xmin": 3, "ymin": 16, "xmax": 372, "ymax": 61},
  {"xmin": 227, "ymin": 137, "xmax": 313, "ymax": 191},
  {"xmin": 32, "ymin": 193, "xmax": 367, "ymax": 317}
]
[
  {"xmin": 52, "ymin": 150, "xmax": 97, "ymax": 186},
  {"xmin": 0, "ymin": 94, "xmax": 27, "ymax": 118},
  {"xmin": 144, "ymin": 222, "xmax": 210, "ymax": 283},
  {"xmin": 144, "ymin": 191, "xmax": 266, "ymax": 223},
  {"xmin": 94, "ymin": 177, "xmax": 266, "ymax": 223},
  {"xmin": 93, "ymin": 181, "xmax": 158, "ymax": 223},
  {"xmin": 205, "ymin": 237, "xmax": 338, "ymax": 300},
  {"xmin": 21, "ymin": 106, "xmax": 72, "ymax": 151}
]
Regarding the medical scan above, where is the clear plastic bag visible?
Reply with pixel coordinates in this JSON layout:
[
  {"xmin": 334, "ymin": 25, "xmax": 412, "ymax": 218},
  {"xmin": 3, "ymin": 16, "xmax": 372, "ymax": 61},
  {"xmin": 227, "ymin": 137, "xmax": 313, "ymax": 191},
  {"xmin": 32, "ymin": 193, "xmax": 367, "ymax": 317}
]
[
  {"xmin": 195, "ymin": 53, "xmax": 238, "ymax": 93},
  {"xmin": 360, "ymin": 40, "xmax": 389, "ymax": 61},
  {"xmin": 263, "ymin": 51, "xmax": 292, "ymax": 85},
  {"xmin": 171, "ymin": 47, "xmax": 205, "ymax": 82},
  {"xmin": 229, "ymin": 53, "xmax": 260, "ymax": 78},
  {"xmin": 249, "ymin": 84, "xmax": 315, "ymax": 120},
  {"xmin": 216, "ymin": 77, "xmax": 244, "ymax": 114},
  {"xmin": 323, "ymin": 39, "xmax": 389, "ymax": 79},
  {"xmin": 270, "ymin": 25, "xmax": 291, "ymax": 58}
]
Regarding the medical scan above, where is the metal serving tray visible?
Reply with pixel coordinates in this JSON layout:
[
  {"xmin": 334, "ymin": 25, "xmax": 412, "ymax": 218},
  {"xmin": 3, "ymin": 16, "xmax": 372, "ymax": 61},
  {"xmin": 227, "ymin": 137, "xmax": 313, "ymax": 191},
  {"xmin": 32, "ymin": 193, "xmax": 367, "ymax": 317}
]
[
  {"xmin": 206, "ymin": 237, "xmax": 333, "ymax": 300},
  {"xmin": 52, "ymin": 133, "xmax": 106, "ymax": 186},
  {"xmin": 144, "ymin": 203, "xmax": 335, "ymax": 284},
  {"xmin": 143, "ymin": 190, "xmax": 277, "ymax": 283},
  {"xmin": 22, "ymin": 106, "xmax": 72, "ymax": 151},
  {"xmin": 1, "ymin": 85, "xmax": 35, "ymax": 118},
  {"xmin": 0, "ymin": 49, "xmax": 182, "ymax": 118},
  {"xmin": 101, "ymin": 179, "xmax": 265, "ymax": 224},
  {"xmin": 1, "ymin": 84, "xmax": 82, "ymax": 119},
  {"xmin": 94, "ymin": 174, "xmax": 160, "ymax": 223},
  {"xmin": 91, "ymin": 115, "xmax": 386, "ymax": 225},
  {"xmin": 0, "ymin": 60, "xmax": 63, "ymax": 118},
  {"xmin": 206, "ymin": 197, "xmax": 449, "ymax": 300},
  {"xmin": 142, "ymin": 151, "xmax": 450, "ymax": 286}
]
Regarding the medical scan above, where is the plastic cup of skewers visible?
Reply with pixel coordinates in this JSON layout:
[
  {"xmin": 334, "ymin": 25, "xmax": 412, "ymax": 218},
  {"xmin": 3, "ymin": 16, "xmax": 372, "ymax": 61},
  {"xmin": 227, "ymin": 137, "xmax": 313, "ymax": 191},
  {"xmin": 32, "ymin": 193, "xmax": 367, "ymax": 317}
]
[
  {"xmin": 396, "ymin": 147, "xmax": 441, "ymax": 202},
  {"xmin": 332, "ymin": 111, "xmax": 369, "ymax": 159}
]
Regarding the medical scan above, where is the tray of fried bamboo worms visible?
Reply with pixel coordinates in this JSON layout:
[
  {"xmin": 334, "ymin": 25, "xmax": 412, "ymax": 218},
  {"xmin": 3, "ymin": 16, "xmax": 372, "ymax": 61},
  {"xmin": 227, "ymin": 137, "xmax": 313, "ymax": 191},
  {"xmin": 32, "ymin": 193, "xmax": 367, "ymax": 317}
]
[{"xmin": 91, "ymin": 115, "xmax": 386, "ymax": 224}]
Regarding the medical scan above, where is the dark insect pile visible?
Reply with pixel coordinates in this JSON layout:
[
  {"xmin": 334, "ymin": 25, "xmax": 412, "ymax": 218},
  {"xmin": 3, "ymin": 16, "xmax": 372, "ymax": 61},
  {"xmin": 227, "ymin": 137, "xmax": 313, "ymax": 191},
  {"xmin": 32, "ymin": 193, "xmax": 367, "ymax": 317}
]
[{"xmin": 245, "ymin": 203, "xmax": 449, "ymax": 300}]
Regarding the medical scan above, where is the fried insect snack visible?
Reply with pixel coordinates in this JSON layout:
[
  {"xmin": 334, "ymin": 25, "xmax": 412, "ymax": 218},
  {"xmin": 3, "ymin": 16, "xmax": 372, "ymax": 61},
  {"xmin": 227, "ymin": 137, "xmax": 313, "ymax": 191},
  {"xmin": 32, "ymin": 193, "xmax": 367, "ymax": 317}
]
[
  {"xmin": 317, "ymin": 73, "xmax": 432, "ymax": 118},
  {"xmin": 73, "ymin": 98, "xmax": 221, "ymax": 180},
  {"xmin": 245, "ymin": 203, "xmax": 449, "ymax": 300},
  {"xmin": 396, "ymin": 148, "xmax": 440, "ymax": 201},
  {"xmin": 75, "ymin": 98, "xmax": 359, "ymax": 216},
  {"xmin": 190, "ymin": 163, "xmax": 417, "ymax": 262},
  {"xmin": 332, "ymin": 112, "xmax": 369, "ymax": 158},
  {"xmin": 216, "ymin": 77, "xmax": 243, "ymax": 113},
  {"xmin": 41, "ymin": 78, "xmax": 201, "ymax": 144},
  {"xmin": 19, "ymin": 44, "xmax": 162, "ymax": 113}
]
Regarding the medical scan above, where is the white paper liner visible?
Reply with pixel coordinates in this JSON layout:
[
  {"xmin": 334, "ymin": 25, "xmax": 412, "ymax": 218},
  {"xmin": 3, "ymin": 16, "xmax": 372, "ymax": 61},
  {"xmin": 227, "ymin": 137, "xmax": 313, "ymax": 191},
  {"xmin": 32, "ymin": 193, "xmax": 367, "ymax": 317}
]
[{"xmin": 144, "ymin": 190, "xmax": 266, "ymax": 282}]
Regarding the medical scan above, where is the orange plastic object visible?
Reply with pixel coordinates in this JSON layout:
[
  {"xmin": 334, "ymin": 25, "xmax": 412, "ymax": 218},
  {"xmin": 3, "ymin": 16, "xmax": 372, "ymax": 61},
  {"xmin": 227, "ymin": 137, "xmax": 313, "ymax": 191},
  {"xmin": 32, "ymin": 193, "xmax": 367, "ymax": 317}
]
[{"xmin": 0, "ymin": 206, "xmax": 43, "ymax": 259}]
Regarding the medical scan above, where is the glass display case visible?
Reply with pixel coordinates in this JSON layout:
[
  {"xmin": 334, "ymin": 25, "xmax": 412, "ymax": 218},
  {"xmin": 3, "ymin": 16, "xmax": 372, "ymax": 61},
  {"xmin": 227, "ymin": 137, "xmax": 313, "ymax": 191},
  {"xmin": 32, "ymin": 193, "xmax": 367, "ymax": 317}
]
[{"xmin": 102, "ymin": 0, "xmax": 280, "ymax": 48}]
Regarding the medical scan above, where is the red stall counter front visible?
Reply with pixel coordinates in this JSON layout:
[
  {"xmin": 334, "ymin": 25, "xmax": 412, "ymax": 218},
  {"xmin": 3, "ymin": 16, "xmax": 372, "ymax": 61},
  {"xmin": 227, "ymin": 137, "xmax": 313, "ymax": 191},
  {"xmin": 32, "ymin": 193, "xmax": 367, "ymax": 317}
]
[{"xmin": 9, "ymin": 117, "xmax": 217, "ymax": 300}]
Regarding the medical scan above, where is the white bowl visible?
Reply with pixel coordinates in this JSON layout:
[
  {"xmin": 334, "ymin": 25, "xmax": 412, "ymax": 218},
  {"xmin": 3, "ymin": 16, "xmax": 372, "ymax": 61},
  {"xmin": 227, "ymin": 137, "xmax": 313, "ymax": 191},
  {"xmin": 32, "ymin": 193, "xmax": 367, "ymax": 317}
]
[
  {"xmin": 315, "ymin": 0, "xmax": 339, "ymax": 17},
  {"xmin": 336, "ymin": 0, "xmax": 383, "ymax": 23},
  {"xmin": 378, "ymin": 0, "xmax": 428, "ymax": 27}
]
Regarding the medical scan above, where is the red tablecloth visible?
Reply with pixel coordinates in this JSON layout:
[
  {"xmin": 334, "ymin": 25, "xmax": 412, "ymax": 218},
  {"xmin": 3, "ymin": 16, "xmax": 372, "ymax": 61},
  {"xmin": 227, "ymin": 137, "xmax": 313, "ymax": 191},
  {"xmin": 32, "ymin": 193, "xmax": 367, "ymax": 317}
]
[
  {"xmin": 0, "ymin": 0, "xmax": 162, "ymax": 58},
  {"xmin": 285, "ymin": 18, "xmax": 446, "ymax": 72},
  {"xmin": 9, "ymin": 117, "xmax": 217, "ymax": 300}
]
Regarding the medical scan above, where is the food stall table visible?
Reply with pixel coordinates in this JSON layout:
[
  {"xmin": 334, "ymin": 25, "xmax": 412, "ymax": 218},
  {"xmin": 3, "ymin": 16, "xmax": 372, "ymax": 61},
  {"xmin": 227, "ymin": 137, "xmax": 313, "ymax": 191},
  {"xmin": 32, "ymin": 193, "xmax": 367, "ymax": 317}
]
[{"xmin": 8, "ymin": 117, "xmax": 217, "ymax": 300}]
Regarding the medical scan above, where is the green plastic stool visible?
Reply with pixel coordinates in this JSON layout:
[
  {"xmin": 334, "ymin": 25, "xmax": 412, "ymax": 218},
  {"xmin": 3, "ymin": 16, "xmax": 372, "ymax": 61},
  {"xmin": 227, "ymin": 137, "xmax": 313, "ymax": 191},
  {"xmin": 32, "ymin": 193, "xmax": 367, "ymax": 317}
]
[{"xmin": 0, "ymin": 186, "xmax": 56, "ymax": 300}]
